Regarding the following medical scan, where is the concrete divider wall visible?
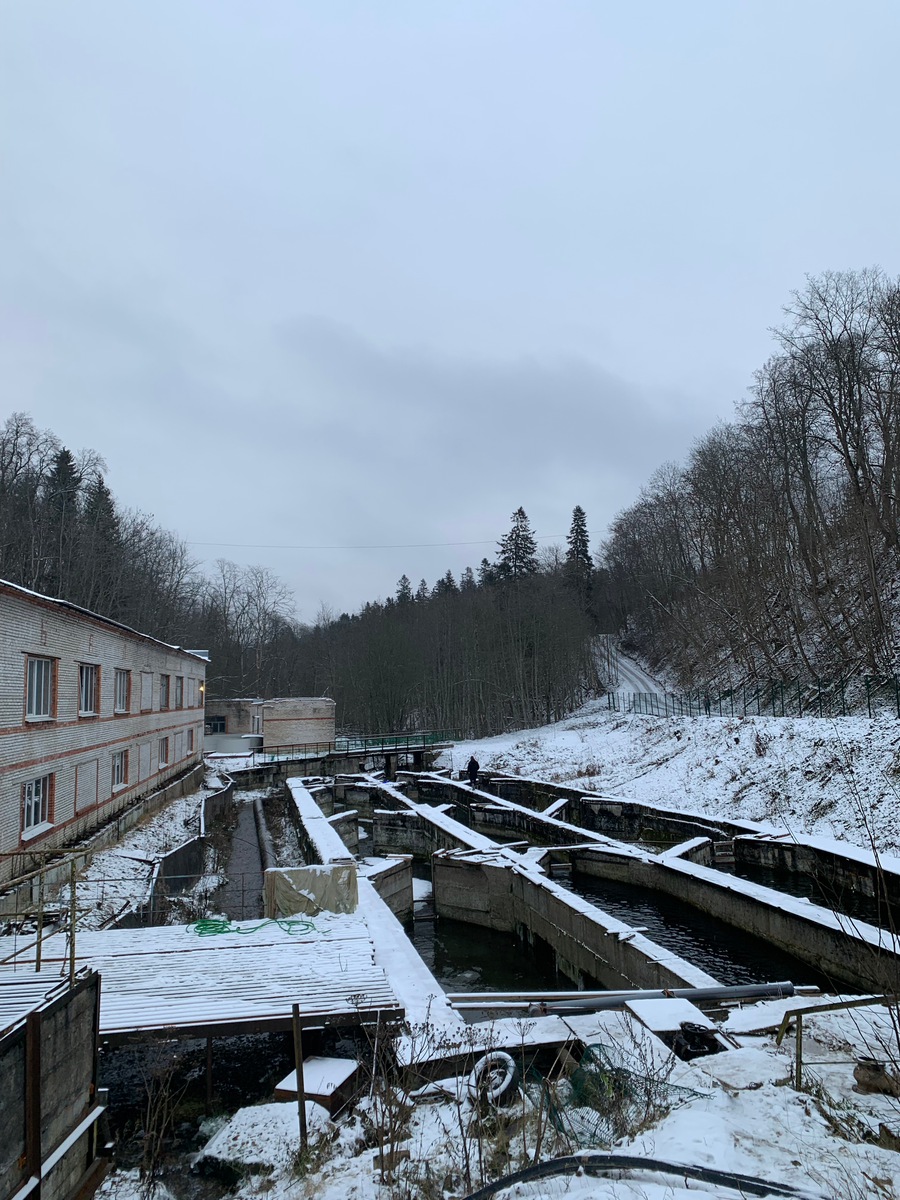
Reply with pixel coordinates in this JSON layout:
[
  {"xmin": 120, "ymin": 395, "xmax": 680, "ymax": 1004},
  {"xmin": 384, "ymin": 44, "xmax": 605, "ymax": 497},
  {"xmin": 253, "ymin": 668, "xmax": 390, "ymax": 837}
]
[
  {"xmin": 432, "ymin": 852, "xmax": 716, "ymax": 991},
  {"xmin": 327, "ymin": 810, "xmax": 360, "ymax": 853},
  {"xmin": 374, "ymin": 808, "xmax": 495, "ymax": 857},
  {"xmin": 285, "ymin": 779, "xmax": 354, "ymax": 865},
  {"xmin": 570, "ymin": 845, "xmax": 900, "ymax": 992},
  {"xmin": 360, "ymin": 856, "xmax": 414, "ymax": 920},
  {"xmin": 734, "ymin": 835, "xmax": 900, "ymax": 911},
  {"xmin": 400, "ymin": 773, "xmax": 634, "ymax": 854}
]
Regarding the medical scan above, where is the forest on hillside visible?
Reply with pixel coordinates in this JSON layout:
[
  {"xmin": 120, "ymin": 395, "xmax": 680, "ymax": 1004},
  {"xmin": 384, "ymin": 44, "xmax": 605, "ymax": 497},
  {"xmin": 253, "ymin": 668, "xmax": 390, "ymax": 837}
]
[
  {"xmin": 598, "ymin": 269, "xmax": 900, "ymax": 687},
  {"xmin": 0, "ymin": 414, "xmax": 599, "ymax": 734},
  {"xmin": 2, "ymin": 269, "xmax": 897, "ymax": 732}
]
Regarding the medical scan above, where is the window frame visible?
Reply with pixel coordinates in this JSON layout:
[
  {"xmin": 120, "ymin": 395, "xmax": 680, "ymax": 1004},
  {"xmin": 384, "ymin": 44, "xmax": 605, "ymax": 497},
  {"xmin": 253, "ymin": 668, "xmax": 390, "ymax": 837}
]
[
  {"xmin": 174, "ymin": 676, "xmax": 183, "ymax": 709},
  {"xmin": 158, "ymin": 736, "xmax": 169, "ymax": 768},
  {"xmin": 22, "ymin": 774, "xmax": 53, "ymax": 835},
  {"xmin": 111, "ymin": 749, "xmax": 129, "ymax": 791},
  {"xmin": 159, "ymin": 674, "xmax": 170, "ymax": 710},
  {"xmin": 114, "ymin": 668, "xmax": 131, "ymax": 714},
  {"xmin": 78, "ymin": 663, "xmax": 100, "ymax": 717},
  {"xmin": 187, "ymin": 728, "xmax": 195, "ymax": 753},
  {"xmin": 25, "ymin": 656, "xmax": 56, "ymax": 721}
]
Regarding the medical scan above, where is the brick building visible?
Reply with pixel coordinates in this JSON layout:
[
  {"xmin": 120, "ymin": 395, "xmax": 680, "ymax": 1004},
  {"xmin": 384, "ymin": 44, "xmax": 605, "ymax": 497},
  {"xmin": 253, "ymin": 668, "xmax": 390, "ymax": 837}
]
[
  {"xmin": 203, "ymin": 696, "xmax": 336, "ymax": 752},
  {"xmin": 250, "ymin": 697, "xmax": 336, "ymax": 748},
  {"xmin": 0, "ymin": 580, "xmax": 206, "ymax": 883}
]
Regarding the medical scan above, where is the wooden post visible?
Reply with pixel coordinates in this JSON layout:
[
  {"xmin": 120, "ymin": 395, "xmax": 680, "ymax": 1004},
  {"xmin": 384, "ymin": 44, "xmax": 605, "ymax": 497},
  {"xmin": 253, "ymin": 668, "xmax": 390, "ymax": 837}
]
[
  {"xmin": 795, "ymin": 1013, "xmax": 803, "ymax": 1091},
  {"xmin": 205, "ymin": 1035, "xmax": 213, "ymax": 1115},
  {"xmin": 69, "ymin": 858, "xmax": 76, "ymax": 988},
  {"xmin": 35, "ymin": 863, "xmax": 44, "ymax": 973},
  {"xmin": 25, "ymin": 1010, "xmax": 41, "ymax": 1200},
  {"xmin": 292, "ymin": 1004, "xmax": 308, "ymax": 1152}
]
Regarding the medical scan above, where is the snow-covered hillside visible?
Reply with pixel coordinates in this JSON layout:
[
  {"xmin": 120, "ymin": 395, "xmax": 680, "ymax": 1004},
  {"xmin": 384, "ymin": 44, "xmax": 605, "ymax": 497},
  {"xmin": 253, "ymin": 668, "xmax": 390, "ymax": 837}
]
[{"xmin": 441, "ymin": 696, "xmax": 900, "ymax": 854}]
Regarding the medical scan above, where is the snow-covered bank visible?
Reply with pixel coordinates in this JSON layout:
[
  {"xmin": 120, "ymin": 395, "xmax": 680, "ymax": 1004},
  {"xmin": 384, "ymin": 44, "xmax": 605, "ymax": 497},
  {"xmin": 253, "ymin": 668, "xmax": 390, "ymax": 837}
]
[{"xmin": 440, "ymin": 701, "xmax": 900, "ymax": 854}]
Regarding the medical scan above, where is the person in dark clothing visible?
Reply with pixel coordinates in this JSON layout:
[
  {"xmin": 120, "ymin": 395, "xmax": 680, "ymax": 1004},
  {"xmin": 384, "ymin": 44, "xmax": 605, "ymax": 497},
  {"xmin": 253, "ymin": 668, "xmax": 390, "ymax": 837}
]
[{"xmin": 467, "ymin": 755, "xmax": 480, "ymax": 787}]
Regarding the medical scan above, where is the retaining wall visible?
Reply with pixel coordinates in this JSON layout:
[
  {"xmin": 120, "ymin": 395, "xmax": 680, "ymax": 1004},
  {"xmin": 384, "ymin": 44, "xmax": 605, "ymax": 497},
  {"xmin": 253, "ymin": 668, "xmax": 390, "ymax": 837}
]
[
  {"xmin": 0, "ymin": 763, "xmax": 205, "ymax": 917},
  {"xmin": 569, "ymin": 844, "xmax": 899, "ymax": 992},
  {"xmin": 432, "ymin": 852, "xmax": 716, "ymax": 992}
]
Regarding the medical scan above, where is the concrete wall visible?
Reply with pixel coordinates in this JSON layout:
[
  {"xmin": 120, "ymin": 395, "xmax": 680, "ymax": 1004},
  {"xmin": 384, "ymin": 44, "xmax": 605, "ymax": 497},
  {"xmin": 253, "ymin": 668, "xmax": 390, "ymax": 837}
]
[
  {"xmin": 362, "ymin": 855, "xmax": 413, "ymax": 920},
  {"xmin": 735, "ymin": 835, "xmax": 900, "ymax": 911},
  {"xmin": 327, "ymin": 810, "xmax": 359, "ymax": 854},
  {"xmin": 374, "ymin": 808, "xmax": 490, "ymax": 857},
  {"xmin": 570, "ymin": 845, "xmax": 900, "ymax": 992},
  {"xmin": 432, "ymin": 853, "xmax": 716, "ymax": 991},
  {"xmin": 0, "ymin": 583, "xmax": 206, "ymax": 883},
  {"xmin": 0, "ymin": 972, "xmax": 106, "ymax": 1200}
]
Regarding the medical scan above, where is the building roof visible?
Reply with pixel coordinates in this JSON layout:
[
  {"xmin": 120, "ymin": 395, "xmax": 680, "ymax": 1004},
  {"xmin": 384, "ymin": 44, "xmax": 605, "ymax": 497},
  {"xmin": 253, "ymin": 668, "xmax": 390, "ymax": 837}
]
[{"xmin": 0, "ymin": 578, "xmax": 208, "ymax": 664}]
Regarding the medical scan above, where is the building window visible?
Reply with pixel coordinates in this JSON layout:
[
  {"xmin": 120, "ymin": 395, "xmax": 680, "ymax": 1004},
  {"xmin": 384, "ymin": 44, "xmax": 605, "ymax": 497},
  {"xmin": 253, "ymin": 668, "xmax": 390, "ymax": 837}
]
[
  {"xmin": 159, "ymin": 675, "xmax": 170, "ymax": 710},
  {"xmin": 206, "ymin": 716, "xmax": 226, "ymax": 734},
  {"xmin": 174, "ymin": 676, "xmax": 183, "ymax": 708},
  {"xmin": 79, "ymin": 664, "xmax": 98, "ymax": 715},
  {"xmin": 22, "ymin": 775, "xmax": 52, "ymax": 831},
  {"xmin": 158, "ymin": 737, "xmax": 169, "ymax": 767},
  {"xmin": 112, "ymin": 750, "xmax": 129, "ymax": 790},
  {"xmin": 26, "ymin": 657, "xmax": 54, "ymax": 718},
  {"xmin": 114, "ymin": 669, "xmax": 130, "ymax": 713},
  {"xmin": 187, "ymin": 728, "xmax": 195, "ymax": 752}
]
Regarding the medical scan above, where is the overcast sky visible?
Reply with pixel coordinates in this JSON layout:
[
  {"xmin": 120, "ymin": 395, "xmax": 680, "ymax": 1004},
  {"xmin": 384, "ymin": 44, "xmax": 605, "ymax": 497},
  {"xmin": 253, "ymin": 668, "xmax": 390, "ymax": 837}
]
[{"xmin": 3, "ymin": 1, "xmax": 899, "ymax": 619}]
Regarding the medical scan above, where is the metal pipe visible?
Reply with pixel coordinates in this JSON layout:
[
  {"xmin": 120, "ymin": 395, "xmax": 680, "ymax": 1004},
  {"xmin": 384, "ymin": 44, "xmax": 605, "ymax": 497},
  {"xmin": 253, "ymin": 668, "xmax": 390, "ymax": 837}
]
[{"xmin": 449, "ymin": 981, "xmax": 798, "ymax": 1012}]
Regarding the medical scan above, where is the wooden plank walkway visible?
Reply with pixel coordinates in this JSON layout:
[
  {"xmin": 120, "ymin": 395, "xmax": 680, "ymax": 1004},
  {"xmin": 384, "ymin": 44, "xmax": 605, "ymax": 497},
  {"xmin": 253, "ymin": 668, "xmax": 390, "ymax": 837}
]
[{"xmin": 19, "ymin": 912, "xmax": 402, "ymax": 1043}]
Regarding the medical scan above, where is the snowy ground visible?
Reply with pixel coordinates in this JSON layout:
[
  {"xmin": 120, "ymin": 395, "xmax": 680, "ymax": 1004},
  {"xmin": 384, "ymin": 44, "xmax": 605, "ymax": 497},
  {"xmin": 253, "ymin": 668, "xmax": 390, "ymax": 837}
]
[
  {"xmin": 440, "ymin": 696, "xmax": 900, "ymax": 855},
  {"xmin": 97, "ymin": 999, "xmax": 900, "ymax": 1200}
]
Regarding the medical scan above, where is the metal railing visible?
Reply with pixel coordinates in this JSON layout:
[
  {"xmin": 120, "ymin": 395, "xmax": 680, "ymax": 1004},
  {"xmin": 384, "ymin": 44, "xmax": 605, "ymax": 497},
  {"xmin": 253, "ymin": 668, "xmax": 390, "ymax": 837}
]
[
  {"xmin": 608, "ymin": 675, "xmax": 900, "ymax": 719},
  {"xmin": 250, "ymin": 729, "xmax": 454, "ymax": 765}
]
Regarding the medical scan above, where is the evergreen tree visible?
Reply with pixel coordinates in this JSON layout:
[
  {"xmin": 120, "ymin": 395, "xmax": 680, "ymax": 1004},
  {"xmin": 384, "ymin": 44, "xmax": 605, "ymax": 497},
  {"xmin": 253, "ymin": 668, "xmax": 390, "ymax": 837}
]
[
  {"xmin": 44, "ymin": 448, "xmax": 83, "ymax": 597},
  {"xmin": 460, "ymin": 566, "xmax": 476, "ymax": 590},
  {"xmin": 415, "ymin": 578, "xmax": 429, "ymax": 601},
  {"xmin": 565, "ymin": 505, "xmax": 593, "ymax": 608},
  {"xmin": 396, "ymin": 574, "xmax": 413, "ymax": 603},
  {"xmin": 433, "ymin": 569, "xmax": 458, "ymax": 596},
  {"xmin": 478, "ymin": 557, "xmax": 496, "ymax": 586},
  {"xmin": 496, "ymin": 507, "xmax": 538, "ymax": 579},
  {"xmin": 78, "ymin": 474, "xmax": 122, "ymax": 612}
]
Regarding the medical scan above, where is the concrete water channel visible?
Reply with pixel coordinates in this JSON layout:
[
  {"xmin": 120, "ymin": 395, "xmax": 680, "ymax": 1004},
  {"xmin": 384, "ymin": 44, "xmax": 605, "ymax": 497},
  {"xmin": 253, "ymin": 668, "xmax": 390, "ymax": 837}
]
[
  {"xmin": 323, "ymin": 769, "xmax": 898, "ymax": 995},
  {"xmin": 205, "ymin": 763, "xmax": 900, "ymax": 1003}
]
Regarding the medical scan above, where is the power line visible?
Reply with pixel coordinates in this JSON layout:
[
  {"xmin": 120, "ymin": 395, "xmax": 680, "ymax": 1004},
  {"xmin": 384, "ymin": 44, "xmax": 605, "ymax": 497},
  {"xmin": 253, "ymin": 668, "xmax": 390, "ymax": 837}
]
[{"xmin": 187, "ymin": 534, "xmax": 567, "ymax": 551}]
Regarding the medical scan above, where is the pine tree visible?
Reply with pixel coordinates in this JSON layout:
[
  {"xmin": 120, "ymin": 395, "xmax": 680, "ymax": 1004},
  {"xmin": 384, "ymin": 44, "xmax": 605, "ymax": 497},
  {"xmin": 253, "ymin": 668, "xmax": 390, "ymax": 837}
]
[
  {"xmin": 433, "ymin": 569, "xmax": 458, "ymax": 596},
  {"xmin": 415, "ymin": 578, "xmax": 429, "ymax": 602},
  {"xmin": 460, "ymin": 566, "xmax": 476, "ymax": 590},
  {"xmin": 477, "ymin": 557, "xmax": 496, "ymax": 586},
  {"xmin": 44, "ymin": 448, "xmax": 83, "ymax": 597},
  {"xmin": 396, "ymin": 574, "xmax": 413, "ymax": 603},
  {"xmin": 78, "ymin": 474, "xmax": 122, "ymax": 612},
  {"xmin": 565, "ymin": 505, "xmax": 593, "ymax": 608},
  {"xmin": 496, "ymin": 507, "xmax": 538, "ymax": 579}
]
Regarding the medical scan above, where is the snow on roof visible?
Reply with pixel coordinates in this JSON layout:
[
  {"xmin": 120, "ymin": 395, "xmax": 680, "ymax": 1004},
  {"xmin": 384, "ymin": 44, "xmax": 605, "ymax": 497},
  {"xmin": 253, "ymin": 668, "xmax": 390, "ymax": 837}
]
[{"xmin": 0, "ymin": 577, "xmax": 208, "ymax": 663}]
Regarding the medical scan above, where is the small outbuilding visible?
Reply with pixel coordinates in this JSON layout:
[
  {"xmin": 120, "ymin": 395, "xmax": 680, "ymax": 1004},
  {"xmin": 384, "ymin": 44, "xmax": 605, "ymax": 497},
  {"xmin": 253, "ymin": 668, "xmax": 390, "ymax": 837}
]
[{"xmin": 204, "ymin": 696, "xmax": 336, "ymax": 753}]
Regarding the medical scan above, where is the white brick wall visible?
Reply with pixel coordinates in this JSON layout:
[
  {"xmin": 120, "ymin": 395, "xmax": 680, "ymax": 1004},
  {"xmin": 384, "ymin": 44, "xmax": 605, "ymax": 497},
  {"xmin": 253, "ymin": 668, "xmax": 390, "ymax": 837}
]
[
  {"xmin": 253, "ymin": 697, "xmax": 336, "ymax": 748},
  {"xmin": 0, "ymin": 583, "xmax": 207, "ymax": 881}
]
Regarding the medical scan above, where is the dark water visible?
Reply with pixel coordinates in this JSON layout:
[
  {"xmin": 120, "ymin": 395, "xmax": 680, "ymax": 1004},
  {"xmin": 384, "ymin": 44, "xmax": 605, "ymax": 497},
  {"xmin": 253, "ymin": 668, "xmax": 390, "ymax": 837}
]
[
  {"xmin": 408, "ymin": 911, "xmax": 561, "ymax": 994},
  {"xmin": 561, "ymin": 872, "xmax": 843, "ymax": 992},
  {"xmin": 716, "ymin": 859, "xmax": 897, "ymax": 931},
  {"xmin": 407, "ymin": 861, "xmax": 560, "ymax": 993}
]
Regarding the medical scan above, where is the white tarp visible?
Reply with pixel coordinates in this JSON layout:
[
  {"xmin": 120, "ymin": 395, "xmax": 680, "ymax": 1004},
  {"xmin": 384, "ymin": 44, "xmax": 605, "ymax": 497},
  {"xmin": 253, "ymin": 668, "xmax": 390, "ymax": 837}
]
[{"xmin": 264, "ymin": 865, "xmax": 358, "ymax": 916}]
